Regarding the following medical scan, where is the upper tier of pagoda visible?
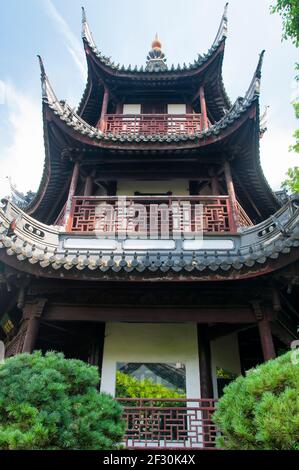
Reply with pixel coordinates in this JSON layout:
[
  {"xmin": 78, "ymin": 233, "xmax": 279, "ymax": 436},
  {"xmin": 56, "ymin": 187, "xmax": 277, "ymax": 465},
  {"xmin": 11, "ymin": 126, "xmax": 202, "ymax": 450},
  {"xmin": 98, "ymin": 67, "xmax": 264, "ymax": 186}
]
[{"xmin": 79, "ymin": 4, "xmax": 230, "ymax": 125}]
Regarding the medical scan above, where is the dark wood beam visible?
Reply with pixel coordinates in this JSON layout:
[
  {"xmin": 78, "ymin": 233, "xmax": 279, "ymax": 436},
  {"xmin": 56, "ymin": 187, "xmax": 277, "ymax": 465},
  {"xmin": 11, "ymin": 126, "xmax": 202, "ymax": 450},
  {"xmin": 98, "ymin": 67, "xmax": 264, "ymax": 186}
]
[{"xmin": 44, "ymin": 305, "xmax": 257, "ymax": 323}]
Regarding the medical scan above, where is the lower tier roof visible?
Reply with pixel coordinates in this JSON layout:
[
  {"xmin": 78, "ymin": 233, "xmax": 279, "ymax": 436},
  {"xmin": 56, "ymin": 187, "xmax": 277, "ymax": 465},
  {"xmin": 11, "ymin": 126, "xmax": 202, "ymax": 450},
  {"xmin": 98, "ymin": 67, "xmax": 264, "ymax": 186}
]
[{"xmin": 1, "ymin": 198, "xmax": 299, "ymax": 282}]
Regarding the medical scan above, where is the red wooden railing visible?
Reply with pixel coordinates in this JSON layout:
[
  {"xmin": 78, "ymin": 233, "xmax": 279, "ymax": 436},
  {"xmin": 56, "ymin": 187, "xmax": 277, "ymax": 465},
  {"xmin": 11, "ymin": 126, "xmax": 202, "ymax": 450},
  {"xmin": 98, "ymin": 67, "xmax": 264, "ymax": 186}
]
[
  {"xmin": 104, "ymin": 114, "xmax": 206, "ymax": 135},
  {"xmin": 67, "ymin": 195, "xmax": 242, "ymax": 234},
  {"xmin": 236, "ymin": 201, "xmax": 253, "ymax": 228},
  {"xmin": 116, "ymin": 398, "xmax": 218, "ymax": 449}
]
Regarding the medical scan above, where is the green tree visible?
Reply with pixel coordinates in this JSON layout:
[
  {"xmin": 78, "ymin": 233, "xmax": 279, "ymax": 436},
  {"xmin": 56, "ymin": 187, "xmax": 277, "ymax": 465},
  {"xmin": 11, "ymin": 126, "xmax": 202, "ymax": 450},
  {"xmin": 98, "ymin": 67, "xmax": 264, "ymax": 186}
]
[
  {"xmin": 213, "ymin": 352, "xmax": 299, "ymax": 450},
  {"xmin": 0, "ymin": 352, "xmax": 125, "ymax": 450},
  {"xmin": 271, "ymin": 0, "xmax": 299, "ymax": 47},
  {"xmin": 271, "ymin": 1, "xmax": 299, "ymax": 192},
  {"xmin": 282, "ymin": 166, "xmax": 299, "ymax": 193}
]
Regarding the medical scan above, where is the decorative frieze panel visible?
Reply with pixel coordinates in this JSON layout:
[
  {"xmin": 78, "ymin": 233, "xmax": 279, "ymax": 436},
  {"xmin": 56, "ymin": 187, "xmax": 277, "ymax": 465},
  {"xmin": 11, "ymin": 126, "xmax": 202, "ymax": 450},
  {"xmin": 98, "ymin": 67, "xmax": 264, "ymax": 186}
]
[{"xmin": 1, "ymin": 200, "xmax": 59, "ymax": 248}]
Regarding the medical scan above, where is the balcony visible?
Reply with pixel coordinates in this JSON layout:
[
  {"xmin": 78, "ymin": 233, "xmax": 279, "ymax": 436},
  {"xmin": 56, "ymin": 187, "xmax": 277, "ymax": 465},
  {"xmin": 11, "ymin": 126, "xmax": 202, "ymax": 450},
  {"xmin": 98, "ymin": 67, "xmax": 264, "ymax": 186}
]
[
  {"xmin": 104, "ymin": 113, "xmax": 208, "ymax": 136},
  {"xmin": 67, "ymin": 196, "xmax": 252, "ymax": 235},
  {"xmin": 116, "ymin": 398, "xmax": 218, "ymax": 449}
]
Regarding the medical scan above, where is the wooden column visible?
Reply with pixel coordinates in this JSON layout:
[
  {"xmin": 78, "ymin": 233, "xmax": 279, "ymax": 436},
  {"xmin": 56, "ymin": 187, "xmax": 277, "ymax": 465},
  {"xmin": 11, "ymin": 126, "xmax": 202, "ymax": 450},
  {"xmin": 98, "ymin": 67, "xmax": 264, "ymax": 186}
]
[
  {"xmin": 22, "ymin": 317, "xmax": 40, "ymax": 353},
  {"xmin": 258, "ymin": 318, "xmax": 276, "ymax": 361},
  {"xmin": 197, "ymin": 325, "xmax": 213, "ymax": 398},
  {"xmin": 98, "ymin": 323, "xmax": 106, "ymax": 380},
  {"xmin": 199, "ymin": 86, "xmax": 208, "ymax": 130},
  {"xmin": 115, "ymin": 102, "xmax": 123, "ymax": 114},
  {"xmin": 63, "ymin": 161, "xmax": 80, "ymax": 228},
  {"xmin": 22, "ymin": 299, "xmax": 47, "ymax": 354},
  {"xmin": 224, "ymin": 160, "xmax": 238, "ymax": 229},
  {"xmin": 84, "ymin": 175, "xmax": 93, "ymax": 196},
  {"xmin": 211, "ymin": 175, "xmax": 220, "ymax": 195},
  {"xmin": 99, "ymin": 87, "xmax": 109, "ymax": 132}
]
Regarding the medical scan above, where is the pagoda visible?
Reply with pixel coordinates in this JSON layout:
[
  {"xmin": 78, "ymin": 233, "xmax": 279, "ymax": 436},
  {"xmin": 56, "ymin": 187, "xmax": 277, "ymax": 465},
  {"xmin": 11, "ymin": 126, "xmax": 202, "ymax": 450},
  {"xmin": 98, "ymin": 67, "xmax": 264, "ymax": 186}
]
[{"xmin": 1, "ymin": 5, "xmax": 299, "ymax": 449}]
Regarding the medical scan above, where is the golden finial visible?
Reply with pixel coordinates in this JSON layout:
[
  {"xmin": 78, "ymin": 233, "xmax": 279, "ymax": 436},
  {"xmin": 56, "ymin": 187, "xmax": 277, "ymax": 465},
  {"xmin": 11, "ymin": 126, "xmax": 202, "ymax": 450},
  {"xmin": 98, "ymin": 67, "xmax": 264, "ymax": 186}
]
[{"xmin": 152, "ymin": 33, "xmax": 162, "ymax": 50}]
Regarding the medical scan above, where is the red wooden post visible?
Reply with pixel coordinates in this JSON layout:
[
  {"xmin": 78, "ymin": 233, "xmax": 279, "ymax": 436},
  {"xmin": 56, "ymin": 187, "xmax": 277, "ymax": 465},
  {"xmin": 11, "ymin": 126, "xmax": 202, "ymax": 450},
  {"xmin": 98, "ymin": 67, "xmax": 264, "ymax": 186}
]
[
  {"xmin": 224, "ymin": 161, "xmax": 238, "ymax": 230},
  {"xmin": 258, "ymin": 318, "xmax": 276, "ymax": 361},
  {"xmin": 115, "ymin": 102, "xmax": 123, "ymax": 114},
  {"xmin": 197, "ymin": 325, "xmax": 213, "ymax": 398},
  {"xmin": 197, "ymin": 324, "xmax": 214, "ymax": 448},
  {"xmin": 63, "ymin": 161, "xmax": 80, "ymax": 229},
  {"xmin": 99, "ymin": 86, "xmax": 110, "ymax": 132},
  {"xmin": 211, "ymin": 175, "xmax": 220, "ymax": 194},
  {"xmin": 199, "ymin": 86, "xmax": 208, "ymax": 130},
  {"xmin": 22, "ymin": 317, "xmax": 40, "ymax": 353},
  {"xmin": 22, "ymin": 299, "xmax": 47, "ymax": 354},
  {"xmin": 84, "ymin": 175, "xmax": 93, "ymax": 196}
]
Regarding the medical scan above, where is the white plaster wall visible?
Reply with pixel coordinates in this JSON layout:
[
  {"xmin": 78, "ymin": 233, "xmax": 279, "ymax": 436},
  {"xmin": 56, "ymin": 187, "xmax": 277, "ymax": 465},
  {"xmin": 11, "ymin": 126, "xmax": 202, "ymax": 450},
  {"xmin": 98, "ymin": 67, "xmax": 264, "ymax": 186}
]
[
  {"xmin": 100, "ymin": 323, "xmax": 200, "ymax": 399},
  {"xmin": 211, "ymin": 333, "xmax": 241, "ymax": 399},
  {"xmin": 123, "ymin": 104, "xmax": 186, "ymax": 115},
  {"xmin": 123, "ymin": 104, "xmax": 141, "ymax": 114},
  {"xmin": 167, "ymin": 104, "xmax": 187, "ymax": 114},
  {"xmin": 117, "ymin": 180, "xmax": 189, "ymax": 196}
]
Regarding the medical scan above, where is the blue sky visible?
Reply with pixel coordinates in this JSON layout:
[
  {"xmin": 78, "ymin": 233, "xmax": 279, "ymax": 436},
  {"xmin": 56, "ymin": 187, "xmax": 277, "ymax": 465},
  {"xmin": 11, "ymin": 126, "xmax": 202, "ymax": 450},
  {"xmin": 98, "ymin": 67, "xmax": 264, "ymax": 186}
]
[{"xmin": 0, "ymin": 0, "xmax": 298, "ymax": 196}]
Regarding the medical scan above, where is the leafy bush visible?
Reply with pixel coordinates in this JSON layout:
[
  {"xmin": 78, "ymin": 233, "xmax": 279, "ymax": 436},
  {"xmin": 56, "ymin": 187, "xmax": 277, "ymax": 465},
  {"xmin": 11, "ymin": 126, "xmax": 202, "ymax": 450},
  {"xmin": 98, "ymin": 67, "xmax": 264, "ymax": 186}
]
[
  {"xmin": 213, "ymin": 351, "xmax": 299, "ymax": 450},
  {"xmin": 116, "ymin": 371, "xmax": 185, "ymax": 405},
  {"xmin": 0, "ymin": 351, "xmax": 125, "ymax": 450}
]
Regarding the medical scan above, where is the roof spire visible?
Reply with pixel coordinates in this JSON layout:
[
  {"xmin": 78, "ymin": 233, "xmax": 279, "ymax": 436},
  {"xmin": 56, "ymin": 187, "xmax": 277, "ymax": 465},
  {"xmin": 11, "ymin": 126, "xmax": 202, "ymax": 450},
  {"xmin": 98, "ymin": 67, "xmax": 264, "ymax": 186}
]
[
  {"xmin": 152, "ymin": 33, "xmax": 162, "ymax": 49},
  {"xmin": 145, "ymin": 34, "xmax": 167, "ymax": 72},
  {"xmin": 213, "ymin": 2, "xmax": 229, "ymax": 46},
  {"xmin": 81, "ymin": 6, "xmax": 96, "ymax": 48}
]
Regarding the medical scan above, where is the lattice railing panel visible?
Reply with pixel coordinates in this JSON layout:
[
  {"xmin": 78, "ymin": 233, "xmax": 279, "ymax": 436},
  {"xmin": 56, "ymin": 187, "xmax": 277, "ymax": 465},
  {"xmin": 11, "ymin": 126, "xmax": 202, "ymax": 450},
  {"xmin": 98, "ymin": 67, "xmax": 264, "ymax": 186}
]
[
  {"xmin": 236, "ymin": 201, "xmax": 253, "ymax": 228},
  {"xmin": 68, "ymin": 196, "xmax": 238, "ymax": 235},
  {"xmin": 104, "ymin": 114, "xmax": 204, "ymax": 136},
  {"xmin": 116, "ymin": 398, "xmax": 217, "ymax": 449}
]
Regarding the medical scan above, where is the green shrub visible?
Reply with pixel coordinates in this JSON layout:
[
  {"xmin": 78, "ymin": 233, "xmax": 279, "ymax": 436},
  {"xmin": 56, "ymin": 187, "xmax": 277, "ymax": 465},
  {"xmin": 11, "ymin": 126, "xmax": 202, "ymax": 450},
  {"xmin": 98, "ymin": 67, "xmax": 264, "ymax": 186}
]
[
  {"xmin": 213, "ymin": 351, "xmax": 299, "ymax": 450},
  {"xmin": 0, "ymin": 351, "xmax": 125, "ymax": 450},
  {"xmin": 116, "ymin": 371, "xmax": 185, "ymax": 405}
]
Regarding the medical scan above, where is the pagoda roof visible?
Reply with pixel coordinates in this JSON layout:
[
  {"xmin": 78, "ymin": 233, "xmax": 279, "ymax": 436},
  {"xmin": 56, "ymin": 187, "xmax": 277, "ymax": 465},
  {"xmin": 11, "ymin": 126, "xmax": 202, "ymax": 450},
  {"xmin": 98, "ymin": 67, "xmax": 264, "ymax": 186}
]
[
  {"xmin": 1, "ymin": 198, "xmax": 299, "ymax": 282},
  {"xmin": 78, "ymin": 5, "xmax": 231, "ymax": 124}
]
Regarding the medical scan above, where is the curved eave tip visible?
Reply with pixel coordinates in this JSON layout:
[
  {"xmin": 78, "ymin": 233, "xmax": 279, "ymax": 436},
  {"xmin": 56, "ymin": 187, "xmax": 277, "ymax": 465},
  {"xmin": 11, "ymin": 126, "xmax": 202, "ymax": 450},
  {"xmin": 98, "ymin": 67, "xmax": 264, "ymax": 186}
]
[
  {"xmin": 257, "ymin": 50, "xmax": 265, "ymax": 77},
  {"xmin": 37, "ymin": 55, "xmax": 46, "ymax": 77},
  {"xmin": 82, "ymin": 6, "xmax": 87, "ymax": 23}
]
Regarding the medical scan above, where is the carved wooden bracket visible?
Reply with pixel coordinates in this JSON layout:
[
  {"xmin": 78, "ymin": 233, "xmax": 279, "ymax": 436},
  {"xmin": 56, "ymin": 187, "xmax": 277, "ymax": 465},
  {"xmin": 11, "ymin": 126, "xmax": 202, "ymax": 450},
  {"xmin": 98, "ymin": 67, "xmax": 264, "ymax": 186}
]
[
  {"xmin": 22, "ymin": 298, "xmax": 47, "ymax": 320},
  {"xmin": 250, "ymin": 300, "xmax": 264, "ymax": 321}
]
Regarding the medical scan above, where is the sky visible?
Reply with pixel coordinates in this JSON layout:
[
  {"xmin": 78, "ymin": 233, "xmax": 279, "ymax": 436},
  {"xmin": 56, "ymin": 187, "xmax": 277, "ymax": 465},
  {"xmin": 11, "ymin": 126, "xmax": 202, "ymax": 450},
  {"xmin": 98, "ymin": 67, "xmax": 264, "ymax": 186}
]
[{"xmin": 0, "ymin": 0, "xmax": 298, "ymax": 198}]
